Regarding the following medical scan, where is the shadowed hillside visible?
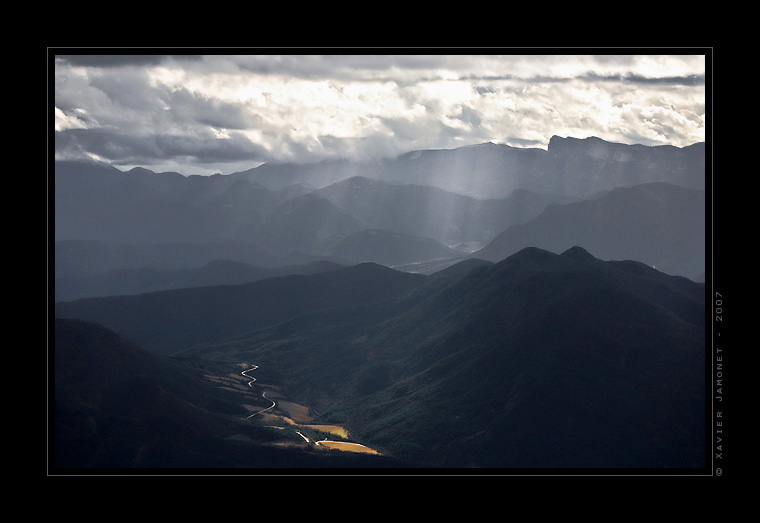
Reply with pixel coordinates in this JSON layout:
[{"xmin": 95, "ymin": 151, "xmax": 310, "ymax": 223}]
[
  {"xmin": 55, "ymin": 259, "xmax": 345, "ymax": 302},
  {"xmin": 53, "ymin": 318, "xmax": 406, "ymax": 469},
  {"xmin": 150, "ymin": 247, "xmax": 706, "ymax": 469},
  {"xmin": 55, "ymin": 262, "xmax": 427, "ymax": 355}
]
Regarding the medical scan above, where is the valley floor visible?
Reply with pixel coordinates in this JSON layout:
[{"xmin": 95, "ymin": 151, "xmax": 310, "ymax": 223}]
[{"xmin": 208, "ymin": 362, "xmax": 384, "ymax": 457}]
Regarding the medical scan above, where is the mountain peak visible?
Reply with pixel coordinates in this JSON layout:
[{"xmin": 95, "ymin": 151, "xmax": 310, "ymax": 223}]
[
  {"xmin": 499, "ymin": 246, "xmax": 558, "ymax": 266},
  {"xmin": 560, "ymin": 246, "xmax": 597, "ymax": 262},
  {"xmin": 548, "ymin": 134, "xmax": 614, "ymax": 153},
  {"xmin": 128, "ymin": 166, "xmax": 156, "ymax": 175}
]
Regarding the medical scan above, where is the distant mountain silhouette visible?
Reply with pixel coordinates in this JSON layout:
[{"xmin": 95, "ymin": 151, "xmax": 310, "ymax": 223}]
[
  {"xmin": 55, "ymin": 160, "xmax": 264, "ymax": 244},
  {"xmin": 238, "ymin": 141, "xmax": 545, "ymax": 198},
  {"xmin": 54, "ymin": 239, "xmax": 286, "ymax": 279},
  {"xmin": 313, "ymin": 176, "xmax": 575, "ymax": 246},
  {"xmin": 54, "ymin": 136, "xmax": 705, "ymax": 293},
  {"xmin": 54, "ymin": 259, "xmax": 345, "ymax": 302},
  {"xmin": 235, "ymin": 158, "xmax": 378, "ymax": 193},
  {"xmin": 326, "ymin": 229, "xmax": 460, "ymax": 267},
  {"xmin": 538, "ymin": 136, "xmax": 705, "ymax": 196},
  {"xmin": 237, "ymin": 137, "xmax": 704, "ymax": 198},
  {"xmin": 252, "ymin": 193, "xmax": 370, "ymax": 256},
  {"xmin": 428, "ymin": 257, "xmax": 494, "ymax": 279},
  {"xmin": 55, "ymin": 262, "xmax": 427, "ymax": 355},
  {"xmin": 475, "ymin": 182, "xmax": 706, "ymax": 281}
]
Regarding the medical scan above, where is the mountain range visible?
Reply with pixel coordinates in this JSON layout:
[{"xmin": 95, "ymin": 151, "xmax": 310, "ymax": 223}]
[
  {"xmin": 54, "ymin": 135, "xmax": 706, "ymax": 293},
  {"xmin": 51, "ymin": 135, "xmax": 708, "ymax": 471},
  {"xmin": 54, "ymin": 247, "xmax": 706, "ymax": 469},
  {"xmin": 54, "ymin": 259, "xmax": 345, "ymax": 302},
  {"xmin": 237, "ymin": 137, "xmax": 704, "ymax": 199},
  {"xmin": 474, "ymin": 182, "xmax": 706, "ymax": 281},
  {"xmin": 55, "ymin": 262, "xmax": 427, "ymax": 356}
]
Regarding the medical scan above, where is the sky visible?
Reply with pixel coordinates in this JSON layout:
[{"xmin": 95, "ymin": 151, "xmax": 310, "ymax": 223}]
[{"xmin": 52, "ymin": 51, "xmax": 708, "ymax": 176}]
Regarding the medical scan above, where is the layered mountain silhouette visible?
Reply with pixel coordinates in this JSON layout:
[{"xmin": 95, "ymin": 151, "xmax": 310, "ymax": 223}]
[
  {"xmin": 55, "ymin": 161, "xmax": 262, "ymax": 244},
  {"xmin": 474, "ymin": 182, "xmax": 706, "ymax": 281},
  {"xmin": 326, "ymin": 229, "xmax": 459, "ymax": 267},
  {"xmin": 54, "ymin": 135, "xmax": 706, "ymax": 287},
  {"xmin": 535, "ymin": 136, "xmax": 705, "ymax": 196},
  {"xmin": 238, "ymin": 137, "xmax": 705, "ymax": 198},
  {"xmin": 191, "ymin": 247, "xmax": 706, "ymax": 468},
  {"xmin": 251, "ymin": 193, "xmax": 370, "ymax": 256},
  {"xmin": 54, "ymin": 239, "xmax": 287, "ymax": 279},
  {"xmin": 55, "ymin": 262, "xmax": 427, "ymax": 355},
  {"xmin": 55, "ymin": 259, "xmax": 345, "ymax": 302},
  {"xmin": 55, "ymin": 247, "xmax": 706, "ymax": 469},
  {"xmin": 52, "ymin": 135, "xmax": 708, "ymax": 470},
  {"xmin": 312, "ymin": 176, "xmax": 575, "ymax": 246}
]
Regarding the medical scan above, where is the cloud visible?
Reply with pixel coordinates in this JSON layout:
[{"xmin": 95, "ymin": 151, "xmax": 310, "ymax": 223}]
[
  {"xmin": 229, "ymin": 55, "xmax": 462, "ymax": 81},
  {"xmin": 53, "ymin": 52, "xmax": 707, "ymax": 174},
  {"xmin": 54, "ymin": 62, "xmax": 269, "ymax": 169},
  {"xmin": 503, "ymin": 136, "xmax": 546, "ymax": 148},
  {"xmin": 579, "ymin": 72, "xmax": 706, "ymax": 86},
  {"xmin": 55, "ymin": 127, "xmax": 269, "ymax": 168},
  {"xmin": 165, "ymin": 88, "xmax": 258, "ymax": 131},
  {"xmin": 455, "ymin": 105, "xmax": 483, "ymax": 128},
  {"xmin": 54, "ymin": 107, "xmax": 91, "ymax": 131},
  {"xmin": 56, "ymin": 55, "xmax": 202, "ymax": 68}
]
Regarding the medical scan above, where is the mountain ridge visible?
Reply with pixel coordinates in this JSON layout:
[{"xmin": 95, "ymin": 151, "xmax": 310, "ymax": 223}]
[
  {"xmin": 163, "ymin": 246, "xmax": 705, "ymax": 468},
  {"xmin": 474, "ymin": 182, "xmax": 706, "ymax": 281},
  {"xmin": 54, "ymin": 258, "xmax": 346, "ymax": 302},
  {"xmin": 55, "ymin": 135, "xmax": 705, "ymax": 280},
  {"xmin": 55, "ymin": 261, "xmax": 428, "ymax": 355}
]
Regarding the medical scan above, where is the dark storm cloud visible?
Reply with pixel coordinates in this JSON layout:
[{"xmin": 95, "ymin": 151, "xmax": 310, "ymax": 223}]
[
  {"xmin": 459, "ymin": 74, "xmax": 571, "ymax": 83},
  {"xmin": 153, "ymin": 132, "xmax": 269, "ymax": 164},
  {"xmin": 579, "ymin": 72, "xmax": 705, "ymax": 86},
  {"xmin": 56, "ymin": 54, "xmax": 202, "ymax": 68},
  {"xmin": 82, "ymin": 67, "xmax": 255, "ymax": 130},
  {"xmin": 87, "ymin": 69, "xmax": 162, "ymax": 111},
  {"xmin": 55, "ymin": 61, "xmax": 264, "ymax": 168},
  {"xmin": 460, "ymin": 72, "xmax": 705, "ymax": 86},
  {"xmin": 166, "ymin": 88, "xmax": 258, "ymax": 131},
  {"xmin": 56, "ymin": 127, "xmax": 269, "ymax": 167}
]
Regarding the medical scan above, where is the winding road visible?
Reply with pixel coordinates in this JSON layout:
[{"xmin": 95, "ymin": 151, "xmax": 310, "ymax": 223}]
[
  {"xmin": 242, "ymin": 365, "xmax": 276, "ymax": 419},
  {"xmin": 241, "ymin": 363, "xmax": 379, "ymax": 455}
]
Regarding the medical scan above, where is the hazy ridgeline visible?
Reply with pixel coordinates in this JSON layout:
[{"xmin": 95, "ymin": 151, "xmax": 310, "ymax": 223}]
[
  {"xmin": 55, "ymin": 136, "xmax": 705, "ymax": 291},
  {"xmin": 52, "ymin": 136, "xmax": 707, "ymax": 471}
]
